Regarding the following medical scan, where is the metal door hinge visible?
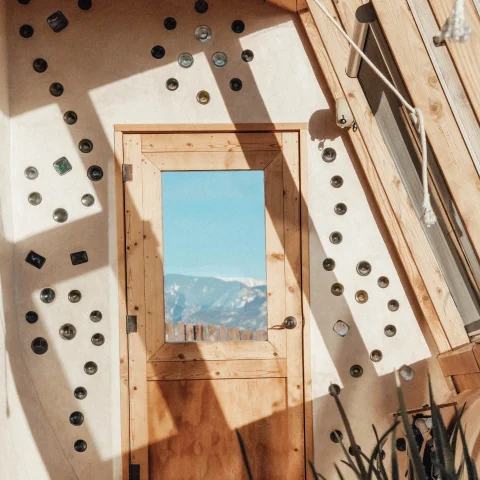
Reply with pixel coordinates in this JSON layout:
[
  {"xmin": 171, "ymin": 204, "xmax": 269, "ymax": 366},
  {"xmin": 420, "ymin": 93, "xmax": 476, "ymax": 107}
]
[
  {"xmin": 122, "ymin": 164, "xmax": 133, "ymax": 182},
  {"xmin": 129, "ymin": 464, "xmax": 140, "ymax": 480},
  {"xmin": 126, "ymin": 315, "xmax": 137, "ymax": 334}
]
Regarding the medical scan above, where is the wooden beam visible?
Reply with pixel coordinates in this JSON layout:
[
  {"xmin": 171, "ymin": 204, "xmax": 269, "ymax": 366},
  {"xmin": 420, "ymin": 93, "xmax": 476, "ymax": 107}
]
[
  {"xmin": 266, "ymin": 0, "xmax": 308, "ymax": 12},
  {"xmin": 370, "ymin": 0, "xmax": 480, "ymax": 264},
  {"xmin": 428, "ymin": 0, "xmax": 480, "ymax": 125},
  {"xmin": 301, "ymin": 2, "xmax": 469, "ymax": 350},
  {"xmin": 438, "ymin": 343, "xmax": 480, "ymax": 376}
]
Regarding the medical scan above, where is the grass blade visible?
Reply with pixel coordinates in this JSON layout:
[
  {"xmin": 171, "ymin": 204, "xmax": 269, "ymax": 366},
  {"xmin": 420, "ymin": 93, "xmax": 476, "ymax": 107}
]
[
  {"xmin": 336, "ymin": 433, "xmax": 361, "ymax": 478},
  {"xmin": 335, "ymin": 463, "xmax": 346, "ymax": 480},
  {"xmin": 395, "ymin": 371, "xmax": 426, "ymax": 480},
  {"xmin": 308, "ymin": 460, "xmax": 328, "ymax": 480},
  {"xmin": 235, "ymin": 429, "xmax": 253, "ymax": 480},
  {"xmin": 455, "ymin": 406, "xmax": 478, "ymax": 480},
  {"xmin": 372, "ymin": 425, "xmax": 388, "ymax": 480},
  {"xmin": 366, "ymin": 420, "xmax": 400, "ymax": 480},
  {"xmin": 391, "ymin": 418, "xmax": 399, "ymax": 480},
  {"xmin": 359, "ymin": 450, "xmax": 382, "ymax": 480},
  {"xmin": 450, "ymin": 403, "xmax": 466, "ymax": 455}
]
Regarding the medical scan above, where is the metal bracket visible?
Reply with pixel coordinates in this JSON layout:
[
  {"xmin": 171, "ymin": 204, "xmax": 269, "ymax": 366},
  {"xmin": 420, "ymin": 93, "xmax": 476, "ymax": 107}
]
[
  {"xmin": 129, "ymin": 464, "xmax": 140, "ymax": 480},
  {"xmin": 126, "ymin": 315, "xmax": 137, "ymax": 334},
  {"xmin": 122, "ymin": 164, "xmax": 133, "ymax": 182}
]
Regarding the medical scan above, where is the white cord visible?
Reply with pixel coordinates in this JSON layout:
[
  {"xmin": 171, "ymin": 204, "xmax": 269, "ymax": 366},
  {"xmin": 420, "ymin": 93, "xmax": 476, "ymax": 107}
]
[
  {"xmin": 435, "ymin": 0, "xmax": 472, "ymax": 43},
  {"xmin": 311, "ymin": 0, "xmax": 437, "ymax": 226}
]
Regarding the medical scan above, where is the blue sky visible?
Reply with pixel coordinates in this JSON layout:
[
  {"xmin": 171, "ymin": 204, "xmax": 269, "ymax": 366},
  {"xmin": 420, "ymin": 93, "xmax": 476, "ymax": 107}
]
[{"xmin": 162, "ymin": 171, "xmax": 267, "ymax": 280}]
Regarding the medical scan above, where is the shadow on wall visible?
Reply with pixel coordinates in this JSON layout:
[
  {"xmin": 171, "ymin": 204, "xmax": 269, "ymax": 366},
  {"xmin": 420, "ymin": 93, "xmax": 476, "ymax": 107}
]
[{"xmin": 1, "ymin": 0, "xmax": 445, "ymax": 479}]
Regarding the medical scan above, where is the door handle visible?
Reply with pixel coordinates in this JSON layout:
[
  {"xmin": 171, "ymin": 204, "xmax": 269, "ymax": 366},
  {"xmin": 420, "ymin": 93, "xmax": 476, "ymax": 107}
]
[{"xmin": 271, "ymin": 316, "xmax": 298, "ymax": 330}]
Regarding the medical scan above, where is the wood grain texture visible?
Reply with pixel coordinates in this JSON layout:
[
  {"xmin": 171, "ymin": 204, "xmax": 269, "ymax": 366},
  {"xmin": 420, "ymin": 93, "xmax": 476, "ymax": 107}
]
[
  {"xmin": 148, "ymin": 379, "xmax": 289, "ymax": 480},
  {"xmin": 267, "ymin": 0, "xmax": 298, "ymax": 12},
  {"xmin": 371, "ymin": 0, "xmax": 480, "ymax": 263},
  {"xmin": 428, "ymin": 0, "xmax": 480, "ymax": 124},
  {"xmin": 115, "ymin": 123, "xmax": 307, "ymax": 132},
  {"xmin": 301, "ymin": 3, "xmax": 468, "ymax": 350},
  {"xmin": 114, "ymin": 131, "xmax": 129, "ymax": 480},
  {"xmin": 142, "ymin": 133, "xmax": 283, "ymax": 152},
  {"xmin": 282, "ymin": 132, "xmax": 305, "ymax": 477},
  {"xmin": 124, "ymin": 134, "xmax": 149, "ymax": 480},
  {"xmin": 146, "ymin": 359, "xmax": 287, "ymax": 381},
  {"xmin": 438, "ymin": 343, "xmax": 480, "ymax": 376},
  {"xmin": 452, "ymin": 372, "xmax": 480, "ymax": 392}
]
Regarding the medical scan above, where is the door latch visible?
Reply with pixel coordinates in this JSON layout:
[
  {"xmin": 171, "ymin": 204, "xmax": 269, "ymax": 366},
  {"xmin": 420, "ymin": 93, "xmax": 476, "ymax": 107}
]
[{"xmin": 283, "ymin": 316, "xmax": 297, "ymax": 329}]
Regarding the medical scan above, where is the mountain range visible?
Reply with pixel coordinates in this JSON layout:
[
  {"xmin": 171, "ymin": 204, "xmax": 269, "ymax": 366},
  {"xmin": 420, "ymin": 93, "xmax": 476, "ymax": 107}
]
[{"xmin": 164, "ymin": 274, "xmax": 267, "ymax": 331}]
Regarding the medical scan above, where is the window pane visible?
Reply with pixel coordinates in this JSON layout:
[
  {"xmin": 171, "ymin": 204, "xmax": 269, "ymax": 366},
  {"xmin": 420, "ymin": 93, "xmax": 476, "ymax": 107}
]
[{"xmin": 162, "ymin": 171, "xmax": 267, "ymax": 342}]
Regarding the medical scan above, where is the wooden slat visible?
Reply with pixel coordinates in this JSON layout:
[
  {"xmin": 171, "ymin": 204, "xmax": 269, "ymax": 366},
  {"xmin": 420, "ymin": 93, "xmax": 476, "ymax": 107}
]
[
  {"xmin": 219, "ymin": 325, "xmax": 227, "ymax": 341},
  {"xmin": 124, "ymin": 134, "xmax": 149, "ymax": 480},
  {"xmin": 195, "ymin": 324, "xmax": 206, "ymax": 341},
  {"xmin": 208, "ymin": 324, "xmax": 217, "ymax": 341},
  {"xmin": 141, "ymin": 133, "xmax": 283, "ymax": 153},
  {"xmin": 428, "ymin": 0, "xmax": 480, "ymax": 124},
  {"xmin": 282, "ymin": 132, "xmax": 305, "ymax": 477},
  {"xmin": 240, "ymin": 330, "xmax": 254, "ymax": 341},
  {"xmin": 371, "ymin": 0, "xmax": 480, "ymax": 262},
  {"xmin": 301, "ymin": 4, "xmax": 467, "ymax": 350},
  {"xmin": 142, "ymin": 156, "xmax": 165, "ymax": 360},
  {"xmin": 267, "ymin": 0, "xmax": 298, "ymax": 12},
  {"xmin": 228, "ymin": 327, "xmax": 240, "ymax": 341},
  {"xmin": 142, "ymin": 151, "xmax": 278, "ymax": 171},
  {"xmin": 165, "ymin": 323, "xmax": 174, "ymax": 343},
  {"xmin": 185, "ymin": 324, "xmax": 195, "ymax": 341},
  {"xmin": 115, "ymin": 131, "xmax": 130, "ymax": 480},
  {"xmin": 146, "ymin": 359, "xmax": 287, "ymax": 380},
  {"xmin": 452, "ymin": 372, "xmax": 480, "ymax": 392},
  {"xmin": 255, "ymin": 329, "xmax": 268, "ymax": 341},
  {"xmin": 115, "ymin": 123, "xmax": 307, "ymax": 132},
  {"xmin": 176, "ymin": 321, "xmax": 185, "ymax": 341},
  {"xmin": 438, "ymin": 343, "xmax": 480, "ymax": 376}
]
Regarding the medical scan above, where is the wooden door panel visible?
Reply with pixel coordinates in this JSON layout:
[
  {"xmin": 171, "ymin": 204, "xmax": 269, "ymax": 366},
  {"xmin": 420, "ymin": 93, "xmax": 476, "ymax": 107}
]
[{"xmin": 148, "ymin": 378, "xmax": 289, "ymax": 480}]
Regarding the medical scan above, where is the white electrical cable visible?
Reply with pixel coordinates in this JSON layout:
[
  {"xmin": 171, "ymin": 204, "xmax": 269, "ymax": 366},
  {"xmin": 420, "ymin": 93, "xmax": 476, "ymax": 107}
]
[
  {"xmin": 435, "ymin": 0, "xmax": 472, "ymax": 43},
  {"xmin": 311, "ymin": 0, "xmax": 437, "ymax": 226}
]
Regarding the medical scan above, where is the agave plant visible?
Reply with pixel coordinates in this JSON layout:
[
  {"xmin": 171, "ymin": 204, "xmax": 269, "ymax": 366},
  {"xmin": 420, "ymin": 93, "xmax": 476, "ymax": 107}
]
[{"xmin": 236, "ymin": 372, "xmax": 478, "ymax": 480}]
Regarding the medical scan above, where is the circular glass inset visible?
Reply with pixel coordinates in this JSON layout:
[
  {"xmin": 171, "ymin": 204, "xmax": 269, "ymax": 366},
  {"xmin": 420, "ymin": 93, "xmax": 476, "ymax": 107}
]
[
  {"xmin": 331, "ymin": 283, "xmax": 344, "ymax": 296},
  {"xmin": 370, "ymin": 349, "xmax": 383, "ymax": 362},
  {"xmin": 195, "ymin": 0, "xmax": 209, "ymax": 13},
  {"xmin": 151, "ymin": 45, "xmax": 165, "ymax": 59},
  {"xmin": 350, "ymin": 364, "xmax": 363, "ymax": 378},
  {"xmin": 241, "ymin": 49, "xmax": 254, "ymax": 62},
  {"xmin": 33, "ymin": 58, "xmax": 48, "ymax": 73},
  {"xmin": 355, "ymin": 290, "xmax": 369, "ymax": 304},
  {"xmin": 323, "ymin": 258, "xmax": 335, "ymax": 271},
  {"xmin": 196, "ymin": 90, "xmax": 210, "ymax": 105},
  {"xmin": 322, "ymin": 147, "xmax": 337, "ymax": 163},
  {"xmin": 232, "ymin": 20, "xmax": 245, "ymax": 33},
  {"xmin": 91, "ymin": 333, "xmax": 105, "ymax": 346},
  {"xmin": 349, "ymin": 445, "xmax": 362, "ymax": 456},
  {"xmin": 195, "ymin": 25, "xmax": 212, "ymax": 42},
  {"xmin": 74, "ymin": 387, "xmax": 87, "ymax": 400},
  {"xmin": 330, "ymin": 430, "xmax": 343, "ymax": 443},
  {"xmin": 26, "ymin": 311, "xmax": 38, "ymax": 324},
  {"xmin": 388, "ymin": 299, "xmax": 400, "ymax": 312},
  {"xmin": 396, "ymin": 438, "xmax": 406, "ymax": 452},
  {"xmin": 211, "ymin": 52, "xmax": 227, "ymax": 67},
  {"xmin": 84, "ymin": 361, "xmax": 97, "ymax": 375},
  {"xmin": 24, "ymin": 166, "xmax": 38, "ymax": 180},
  {"xmin": 74, "ymin": 440, "xmax": 87, "ymax": 453},
  {"xmin": 378, "ymin": 276, "xmax": 389, "ymax": 288},
  {"xmin": 90, "ymin": 310, "xmax": 102, "ymax": 323},
  {"xmin": 28, "ymin": 192, "xmax": 42, "ymax": 206},
  {"xmin": 328, "ymin": 384, "xmax": 340, "ymax": 396},
  {"xmin": 53, "ymin": 208, "xmax": 68, "ymax": 223},
  {"xmin": 166, "ymin": 78, "xmax": 179, "ymax": 91},
  {"xmin": 330, "ymin": 175, "xmax": 343, "ymax": 188},
  {"xmin": 334, "ymin": 203, "xmax": 347, "ymax": 215},
  {"xmin": 40, "ymin": 288, "xmax": 55, "ymax": 304},
  {"xmin": 20, "ymin": 24, "xmax": 34, "ymax": 38},
  {"xmin": 78, "ymin": 0, "xmax": 92, "ymax": 10},
  {"xmin": 356, "ymin": 261, "xmax": 371, "ymax": 276},
  {"xmin": 68, "ymin": 290, "xmax": 82, "ymax": 303},
  {"xmin": 230, "ymin": 78, "xmax": 242, "ymax": 91},
  {"xmin": 178, "ymin": 52, "xmax": 194, "ymax": 68},
  {"xmin": 70, "ymin": 411, "xmax": 84, "ymax": 426},
  {"xmin": 384, "ymin": 325, "xmax": 397, "ymax": 337},
  {"xmin": 63, "ymin": 111, "xmax": 78, "ymax": 125},
  {"xmin": 49, "ymin": 82, "xmax": 64, "ymax": 97},
  {"xmin": 399, "ymin": 364, "xmax": 415, "ymax": 381},
  {"xmin": 31, "ymin": 337, "xmax": 48, "ymax": 355},
  {"xmin": 59, "ymin": 323, "xmax": 77, "ymax": 340},
  {"xmin": 87, "ymin": 165, "xmax": 103, "ymax": 181},
  {"xmin": 81, "ymin": 194, "xmax": 95, "ymax": 207},
  {"xmin": 164, "ymin": 17, "xmax": 177, "ymax": 30},
  {"xmin": 78, "ymin": 139, "xmax": 93, "ymax": 153},
  {"xmin": 329, "ymin": 231, "xmax": 343, "ymax": 245}
]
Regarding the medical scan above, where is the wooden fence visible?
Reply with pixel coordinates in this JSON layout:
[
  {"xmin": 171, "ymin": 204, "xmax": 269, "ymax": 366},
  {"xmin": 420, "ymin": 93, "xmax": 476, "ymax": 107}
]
[{"xmin": 165, "ymin": 322, "xmax": 267, "ymax": 342}]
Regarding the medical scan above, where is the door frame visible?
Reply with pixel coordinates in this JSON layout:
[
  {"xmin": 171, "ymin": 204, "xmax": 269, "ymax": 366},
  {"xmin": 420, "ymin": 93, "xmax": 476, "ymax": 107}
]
[{"xmin": 114, "ymin": 123, "xmax": 313, "ymax": 479}]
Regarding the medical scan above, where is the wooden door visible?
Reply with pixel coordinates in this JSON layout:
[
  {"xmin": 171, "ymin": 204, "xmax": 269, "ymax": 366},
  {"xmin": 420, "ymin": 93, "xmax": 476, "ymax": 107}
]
[{"xmin": 123, "ymin": 131, "xmax": 304, "ymax": 480}]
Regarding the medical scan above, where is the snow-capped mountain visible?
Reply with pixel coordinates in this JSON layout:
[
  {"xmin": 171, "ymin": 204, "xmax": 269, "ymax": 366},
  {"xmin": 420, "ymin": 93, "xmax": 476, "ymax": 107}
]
[{"xmin": 164, "ymin": 274, "xmax": 267, "ymax": 330}]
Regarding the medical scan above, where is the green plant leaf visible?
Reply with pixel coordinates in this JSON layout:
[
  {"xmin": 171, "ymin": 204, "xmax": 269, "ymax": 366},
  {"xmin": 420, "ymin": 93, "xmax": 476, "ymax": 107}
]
[
  {"xmin": 391, "ymin": 417, "xmax": 399, "ymax": 480},
  {"xmin": 373, "ymin": 425, "xmax": 388, "ymax": 480},
  {"xmin": 450, "ymin": 403, "xmax": 466, "ymax": 456},
  {"xmin": 335, "ymin": 463, "xmax": 346, "ymax": 480},
  {"xmin": 308, "ymin": 460, "xmax": 328, "ymax": 480},
  {"xmin": 432, "ymin": 460, "xmax": 458, "ymax": 480},
  {"xmin": 455, "ymin": 405, "xmax": 478, "ymax": 480},
  {"xmin": 235, "ymin": 429, "xmax": 253, "ymax": 480},
  {"xmin": 335, "ymin": 432, "xmax": 361, "ymax": 478},
  {"xmin": 395, "ymin": 370, "xmax": 426, "ymax": 480},
  {"xmin": 366, "ymin": 421, "xmax": 400, "ymax": 480},
  {"xmin": 359, "ymin": 450, "xmax": 381, "ymax": 480}
]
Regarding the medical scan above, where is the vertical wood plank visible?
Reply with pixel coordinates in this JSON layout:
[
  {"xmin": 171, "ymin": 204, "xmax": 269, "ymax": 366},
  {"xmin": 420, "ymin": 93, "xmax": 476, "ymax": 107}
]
[
  {"xmin": 165, "ymin": 322, "xmax": 174, "ymax": 343},
  {"xmin": 195, "ymin": 324, "xmax": 206, "ymax": 341},
  {"xmin": 115, "ymin": 131, "xmax": 130, "ymax": 480},
  {"xmin": 219, "ymin": 325, "xmax": 227, "ymax": 341},
  {"xmin": 177, "ymin": 321, "xmax": 185, "ymax": 342},
  {"xmin": 124, "ymin": 134, "xmax": 149, "ymax": 480},
  {"xmin": 240, "ymin": 330, "xmax": 254, "ymax": 341},
  {"xmin": 282, "ymin": 132, "xmax": 305, "ymax": 477},
  {"xmin": 208, "ymin": 324, "xmax": 217, "ymax": 341},
  {"xmin": 255, "ymin": 329, "xmax": 268, "ymax": 341},
  {"xmin": 185, "ymin": 324, "xmax": 195, "ymax": 341},
  {"xmin": 228, "ymin": 327, "xmax": 240, "ymax": 341}
]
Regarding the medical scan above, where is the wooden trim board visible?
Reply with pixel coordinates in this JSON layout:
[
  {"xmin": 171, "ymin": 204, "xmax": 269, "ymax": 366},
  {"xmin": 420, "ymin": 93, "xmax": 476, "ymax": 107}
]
[{"xmin": 301, "ymin": 1, "xmax": 469, "ymax": 350}]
